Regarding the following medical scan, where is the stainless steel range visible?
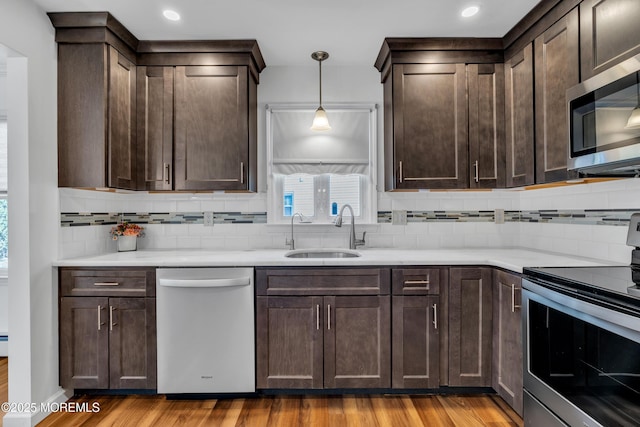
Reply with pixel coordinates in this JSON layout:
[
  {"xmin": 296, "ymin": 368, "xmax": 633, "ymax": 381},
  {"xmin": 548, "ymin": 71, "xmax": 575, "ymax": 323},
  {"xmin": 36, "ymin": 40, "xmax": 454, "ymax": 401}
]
[{"xmin": 522, "ymin": 214, "xmax": 640, "ymax": 427}]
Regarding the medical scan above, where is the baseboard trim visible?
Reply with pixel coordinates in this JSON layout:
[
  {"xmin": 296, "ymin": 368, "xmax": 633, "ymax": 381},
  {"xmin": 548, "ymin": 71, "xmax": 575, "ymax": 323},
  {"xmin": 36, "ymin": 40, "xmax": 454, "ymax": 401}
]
[{"xmin": 3, "ymin": 388, "xmax": 71, "ymax": 427}]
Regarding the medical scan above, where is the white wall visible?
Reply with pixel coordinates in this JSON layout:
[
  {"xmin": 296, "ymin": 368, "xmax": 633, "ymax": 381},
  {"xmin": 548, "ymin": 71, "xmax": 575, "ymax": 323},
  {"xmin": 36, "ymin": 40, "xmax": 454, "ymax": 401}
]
[{"xmin": 0, "ymin": 1, "xmax": 62, "ymax": 426}]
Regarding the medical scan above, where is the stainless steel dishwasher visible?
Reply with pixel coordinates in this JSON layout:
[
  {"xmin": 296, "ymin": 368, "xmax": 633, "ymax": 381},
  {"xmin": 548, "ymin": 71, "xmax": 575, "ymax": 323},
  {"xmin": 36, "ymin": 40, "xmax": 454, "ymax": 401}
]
[{"xmin": 156, "ymin": 268, "xmax": 255, "ymax": 394}]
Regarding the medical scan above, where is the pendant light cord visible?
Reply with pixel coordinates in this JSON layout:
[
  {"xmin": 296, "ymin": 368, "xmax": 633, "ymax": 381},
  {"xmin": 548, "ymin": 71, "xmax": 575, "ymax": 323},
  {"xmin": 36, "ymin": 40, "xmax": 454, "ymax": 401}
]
[{"xmin": 318, "ymin": 59, "xmax": 323, "ymax": 107}]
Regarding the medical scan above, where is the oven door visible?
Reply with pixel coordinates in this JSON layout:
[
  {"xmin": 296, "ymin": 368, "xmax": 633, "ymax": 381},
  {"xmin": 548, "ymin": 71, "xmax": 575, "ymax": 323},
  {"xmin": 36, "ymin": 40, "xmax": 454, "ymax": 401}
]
[{"xmin": 523, "ymin": 279, "xmax": 640, "ymax": 427}]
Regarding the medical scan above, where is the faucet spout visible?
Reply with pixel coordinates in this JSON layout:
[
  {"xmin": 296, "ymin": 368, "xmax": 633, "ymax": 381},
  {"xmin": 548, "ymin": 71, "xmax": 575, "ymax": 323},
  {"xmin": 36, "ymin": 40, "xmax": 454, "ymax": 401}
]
[
  {"xmin": 287, "ymin": 212, "xmax": 305, "ymax": 250},
  {"xmin": 335, "ymin": 204, "xmax": 358, "ymax": 250}
]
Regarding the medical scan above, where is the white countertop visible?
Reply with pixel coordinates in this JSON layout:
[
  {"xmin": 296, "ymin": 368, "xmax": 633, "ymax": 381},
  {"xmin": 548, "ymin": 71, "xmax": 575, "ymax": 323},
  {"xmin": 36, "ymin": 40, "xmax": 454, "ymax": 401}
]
[{"xmin": 54, "ymin": 247, "xmax": 624, "ymax": 273}]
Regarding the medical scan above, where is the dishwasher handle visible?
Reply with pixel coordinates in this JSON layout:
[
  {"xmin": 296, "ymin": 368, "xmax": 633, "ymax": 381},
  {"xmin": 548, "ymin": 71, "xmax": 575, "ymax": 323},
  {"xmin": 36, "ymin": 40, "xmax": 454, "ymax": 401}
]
[{"xmin": 157, "ymin": 277, "xmax": 251, "ymax": 289}]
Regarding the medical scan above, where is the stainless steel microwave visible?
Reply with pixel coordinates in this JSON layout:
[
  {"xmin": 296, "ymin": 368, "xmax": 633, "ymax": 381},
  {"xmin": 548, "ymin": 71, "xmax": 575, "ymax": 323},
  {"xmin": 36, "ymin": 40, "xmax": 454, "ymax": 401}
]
[{"xmin": 568, "ymin": 53, "xmax": 640, "ymax": 175}]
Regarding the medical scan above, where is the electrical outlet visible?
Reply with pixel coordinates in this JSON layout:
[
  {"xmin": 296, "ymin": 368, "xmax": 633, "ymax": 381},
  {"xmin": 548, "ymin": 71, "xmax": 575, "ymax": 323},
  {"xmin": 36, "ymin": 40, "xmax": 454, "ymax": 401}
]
[
  {"xmin": 392, "ymin": 210, "xmax": 407, "ymax": 225},
  {"xmin": 203, "ymin": 212, "xmax": 214, "ymax": 227},
  {"xmin": 494, "ymin": 208, "xmax": 505, "ymax": 224}
]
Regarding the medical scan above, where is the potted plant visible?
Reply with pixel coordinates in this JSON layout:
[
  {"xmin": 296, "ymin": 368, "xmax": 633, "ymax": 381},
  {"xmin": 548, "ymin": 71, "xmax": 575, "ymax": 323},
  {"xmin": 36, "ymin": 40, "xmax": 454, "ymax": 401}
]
[{"xmin": 110, "ymin": 222, "xmax": 144, "ymax": 252}]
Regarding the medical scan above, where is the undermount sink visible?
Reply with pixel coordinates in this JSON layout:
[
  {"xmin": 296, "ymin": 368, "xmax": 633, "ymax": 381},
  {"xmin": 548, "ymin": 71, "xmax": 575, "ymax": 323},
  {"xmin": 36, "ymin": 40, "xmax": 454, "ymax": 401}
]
[{"xmin": 285, "ymin": 248, "xmax": 361, "ymax": 258}]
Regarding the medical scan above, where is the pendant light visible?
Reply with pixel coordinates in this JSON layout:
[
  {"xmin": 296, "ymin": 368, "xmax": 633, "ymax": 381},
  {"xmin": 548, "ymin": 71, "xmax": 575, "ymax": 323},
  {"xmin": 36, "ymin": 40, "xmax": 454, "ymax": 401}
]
[
  {"xmin": 311, "ymin": 51, "xmax": 331, "ymax": 131},
  {"xmin": 626, "ymin": 72, "xmax": 640, "ymax": 129}
]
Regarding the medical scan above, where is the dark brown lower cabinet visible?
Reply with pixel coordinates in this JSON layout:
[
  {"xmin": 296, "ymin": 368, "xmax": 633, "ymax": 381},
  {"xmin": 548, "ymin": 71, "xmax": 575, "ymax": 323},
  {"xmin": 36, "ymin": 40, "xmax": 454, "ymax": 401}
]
[
  {"xmin": 256, "ymin": 293, "xmax": 390, "ymax": 389},
  {"xmin": 448, "ymin": 267, "xmax": 493, "ymax": 387},
  {"xmin": 325, "ymin": 295, "xmax": 390, "ymax": 389},
  {"xmin": 492, "ymin": 270, "xmax": 523, "ymax": 416},
  {"xmin": 392, "ymin": 295, "xmax": 440, "ymax": 388},
  {"xmin": 256, "ymin": 296, "xmax": 323, "ymax": 389},
  {"xmin": 60, "ymin": 297, "xmax": 156, "ymax": 390}
]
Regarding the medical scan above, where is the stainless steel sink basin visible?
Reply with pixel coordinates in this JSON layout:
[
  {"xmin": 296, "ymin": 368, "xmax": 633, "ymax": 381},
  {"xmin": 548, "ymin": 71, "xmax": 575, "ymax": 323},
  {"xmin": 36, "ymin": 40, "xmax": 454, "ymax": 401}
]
[{"xmin": 285, "ymin": 249, "xmax": 361, "ymax": 258}]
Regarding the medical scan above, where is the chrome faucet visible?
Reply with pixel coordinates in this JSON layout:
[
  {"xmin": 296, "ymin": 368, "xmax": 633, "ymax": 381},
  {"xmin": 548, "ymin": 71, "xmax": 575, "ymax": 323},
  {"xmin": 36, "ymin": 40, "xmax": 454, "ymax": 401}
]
[
  {"xmin": 286, "ymin": 212, "xmax": 306, "ymax": 250},
  {"xmin": 335, "ymin": 204, "xmax": 366, "ymax": 250}
]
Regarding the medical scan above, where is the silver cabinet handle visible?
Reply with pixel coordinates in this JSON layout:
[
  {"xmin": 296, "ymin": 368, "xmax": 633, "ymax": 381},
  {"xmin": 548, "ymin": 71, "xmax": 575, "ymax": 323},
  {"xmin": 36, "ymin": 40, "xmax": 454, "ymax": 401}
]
[
  {"xmin": 109, "ymin": 306, "xmax": 117, "ymax": 331},
  {"xmin": 327, "ymin": 304, "xmax": 331, "ymax": 330},
  {"xmin": 94, "ymin": 282, "xmax": 120, "ymax": 287},
  {"xmin": 432, "ymin": 303, "xmax": 438, "ymax": 329},
  {"xmin": 474, "ymin": 160, "xmax": 479, "ymax": 183},
  {"xmin": 511, "ymin": 284, "xmax": 521, "ymax": 312},
  {"xmin": 399, "ymin": 161, "xmax": 403, "ymax": 184},
  {"xmin": 97, "ymin": 305, "xmax": 106, "ymax": 330},
  {"xmin": 164, "ymin": 163, "xmax": 171, "ymax": 185},
  {"xmin": 316, "ymin": 304, "xmax": 320, "ymax": 331},
  {"xmin": 240, "ymin": 162, "xmax": 244, "ymax": 184}
]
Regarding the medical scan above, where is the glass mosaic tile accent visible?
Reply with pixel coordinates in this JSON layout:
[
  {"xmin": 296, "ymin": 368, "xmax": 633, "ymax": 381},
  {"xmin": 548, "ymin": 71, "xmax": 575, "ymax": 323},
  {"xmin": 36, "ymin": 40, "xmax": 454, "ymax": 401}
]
[
  {"xmin": 61, "ymin": 212, "xmax": 267, "ymax": 226},
  {"xmin": 62, "ymin": 209, "xmax": 639, "ymax": 227}
]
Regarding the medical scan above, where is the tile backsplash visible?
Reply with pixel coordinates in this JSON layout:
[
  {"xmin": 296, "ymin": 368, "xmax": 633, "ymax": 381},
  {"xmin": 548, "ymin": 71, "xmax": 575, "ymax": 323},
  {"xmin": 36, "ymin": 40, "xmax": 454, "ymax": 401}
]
[{"xmin": 59, "ymin": 179, "xmax": 640, "ymax": 264}]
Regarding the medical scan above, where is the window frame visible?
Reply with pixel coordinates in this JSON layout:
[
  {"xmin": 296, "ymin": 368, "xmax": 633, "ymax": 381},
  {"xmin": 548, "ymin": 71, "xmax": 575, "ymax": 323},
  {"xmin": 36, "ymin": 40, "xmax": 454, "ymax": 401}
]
[
  {"xmin": 0, "ymin": 115, "xmax": 7, "ymax": 277},
  {"xmin": 266, "ymin": 103, "xmax": 377, "ymax": 225}
]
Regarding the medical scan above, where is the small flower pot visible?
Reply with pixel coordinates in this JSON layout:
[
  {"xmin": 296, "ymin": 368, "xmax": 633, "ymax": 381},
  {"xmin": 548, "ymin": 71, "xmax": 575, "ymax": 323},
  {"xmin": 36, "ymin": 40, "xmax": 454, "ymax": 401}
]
[{"xmin": 117, "ymin": 235, "xmax": 137, "ymax": 252}]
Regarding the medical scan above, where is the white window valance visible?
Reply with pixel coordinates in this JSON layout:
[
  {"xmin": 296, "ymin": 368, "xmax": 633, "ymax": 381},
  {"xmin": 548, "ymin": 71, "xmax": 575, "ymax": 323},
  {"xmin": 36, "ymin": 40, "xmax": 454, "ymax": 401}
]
[{"xmin": 267, "ymin": 104, "xmax": 375, "ymax": 175}]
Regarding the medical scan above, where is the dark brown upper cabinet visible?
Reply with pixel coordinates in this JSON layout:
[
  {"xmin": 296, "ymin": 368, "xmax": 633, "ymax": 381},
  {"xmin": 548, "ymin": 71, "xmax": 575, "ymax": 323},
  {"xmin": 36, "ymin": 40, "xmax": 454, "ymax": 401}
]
[
  {"xmin": 56, "ymin": 42, "xmax": 137, "ymax": 190},
  {"xmin": 173, "ymin": 66, "xmax": 251, "ymax": 191},
  {"xmin": 137, "ymin": 66, "xmax": 174, "ymax": 191},
  {"xmin": 49, "ymin": 12, "xmax": 265, "ymax": 192},
  {"xmin": 580, "ymin": 0, "xmax": 640, "ymax": 81},
  {"xmin": 375, "ymin": 38, "xmax": 504, "ymax": 191},
  {"xmin": 391, "ymin": 63, "xmax": 468, "ymax": 189},
  {"xmin": 505, "ymin": 43, "xmax": 535, "ymax": 187},
  {"xmin": 534, "ymin": 8, "xmax": 580, "ymax": 184},
  {"xmin": 468, "ymin": 63, "xmax": 506, "ymax": 188}
]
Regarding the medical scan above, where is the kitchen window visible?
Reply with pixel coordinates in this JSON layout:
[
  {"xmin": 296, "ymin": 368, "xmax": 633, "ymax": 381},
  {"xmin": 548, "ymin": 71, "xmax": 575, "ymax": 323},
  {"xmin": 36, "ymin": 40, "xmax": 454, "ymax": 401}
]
[{"xmin": 266, "ymin": 104, "xmax": 377, "ymax": 224}]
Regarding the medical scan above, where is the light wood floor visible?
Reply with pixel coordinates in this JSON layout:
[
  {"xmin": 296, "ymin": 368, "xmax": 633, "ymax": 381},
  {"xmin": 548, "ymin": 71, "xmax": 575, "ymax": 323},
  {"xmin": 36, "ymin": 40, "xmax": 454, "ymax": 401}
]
[
  {"xmin": 37, "ymin": 393, "xmax": 523, "ymax": 426},
  {"xmin": 0, "ymin": 359, "xmax": 523, "ymax": 426}
]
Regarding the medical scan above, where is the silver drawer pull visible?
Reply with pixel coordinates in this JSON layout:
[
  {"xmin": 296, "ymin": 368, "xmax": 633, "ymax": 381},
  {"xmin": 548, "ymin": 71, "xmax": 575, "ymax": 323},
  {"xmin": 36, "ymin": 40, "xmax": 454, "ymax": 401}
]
[
  {"xmin": 327, "ymin": 304, "xmax": 331, "ymax": 330},
  {"xmin": 316, "ymin": 304, "xmax": 320, "ymax": 331},
  {"xmin": 404, "ymin": 280, "xmax": 430, "ymax": 285},
  {"xmin": 94, "ymin": 282, "xmax": 120, "ymax": 287}
]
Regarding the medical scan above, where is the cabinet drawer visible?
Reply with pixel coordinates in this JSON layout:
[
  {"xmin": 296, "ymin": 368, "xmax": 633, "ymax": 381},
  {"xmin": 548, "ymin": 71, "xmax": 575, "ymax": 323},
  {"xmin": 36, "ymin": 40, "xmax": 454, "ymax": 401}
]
[
  {"xmin": 256, "ymin": 268, "xmax": 390, "ymax": 296},
  {"xmin": 60, "ymin": 268, "xmax": 156, "ymax": 297},
  {"xmin": 392, "ymin": 268, "xmax": 445, "ymax": 295}
]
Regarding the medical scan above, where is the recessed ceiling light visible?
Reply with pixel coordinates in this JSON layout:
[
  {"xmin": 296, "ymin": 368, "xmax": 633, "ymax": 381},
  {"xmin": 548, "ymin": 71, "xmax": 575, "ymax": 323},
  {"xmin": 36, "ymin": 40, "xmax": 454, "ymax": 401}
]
[
  {"xmin": 461, "ymin": 6, "xmax": 480, "ymax": 18},
  {"xmin": 163, "ymin": 10, "xmax": 181, "ymax": 21}
]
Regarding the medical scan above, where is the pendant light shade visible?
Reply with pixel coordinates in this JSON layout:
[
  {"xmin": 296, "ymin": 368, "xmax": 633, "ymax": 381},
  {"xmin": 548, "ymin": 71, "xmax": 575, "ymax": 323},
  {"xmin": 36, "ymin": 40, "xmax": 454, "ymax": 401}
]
[
  {"xmin": 311, "ymin": 51, "xmax": 331, "ymax": 131},
  {"xmin": 626, "ymin": 72, "xmax": 640, "ymax": 129}
]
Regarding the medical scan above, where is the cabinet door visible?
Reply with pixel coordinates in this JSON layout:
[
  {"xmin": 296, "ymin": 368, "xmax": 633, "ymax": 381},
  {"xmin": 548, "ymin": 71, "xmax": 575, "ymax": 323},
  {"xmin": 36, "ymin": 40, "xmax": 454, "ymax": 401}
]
[
  {"xmin": 108, "ymin": 298, "xmax": 156, "ymax": 389},
  {"xmin": 448, "ymin": 268, "xmax": 493, "ymax": 387},
  {"xmin": 108, "ymin": 46, "xmax": 137, "ymax": 190},
  {"xmin": 535, "ymin": 8, "xmax": 580, "ymax": 184},
  {"xmin": 492, "ymin": 270, "xmax": 523, "ymax": 416},
  {"xmin": 392, "ymin": 295, "xmax": 439, "ymax": 388},
  {"xmin": 505, "ymin": 44, "xmax": 535, "ymax": 187},
  {"xmin": 60, "ymin": 297, "xmax": 109, "ymax": 389},
  {"xmin": 580, "ymin": 0, "xmax": 640, "ymax": 80},
  {"xmin": 468, "ymin": 64, "xmax": 505, "ymax": 188},
  {"xmin": 174, "ymin": 66, "xmax": 249, "ymax": 191},
  {"xmin": 324, "ymin": 295, "xmax": 391, "ymax": 388},
  {"xmin": 392, "ymin": 63, "xmax": 468, "ymax": 189},
  {"xmin": 256, "ymin": 296, "xmax": 323, "ymax": 389},
  {"xmin": 57, "ymin": 44, "xmax": 108, "ymax": 188},
  {"xmin": 137, "ymin": 66, "xmax": 174, "ymax": 191}
]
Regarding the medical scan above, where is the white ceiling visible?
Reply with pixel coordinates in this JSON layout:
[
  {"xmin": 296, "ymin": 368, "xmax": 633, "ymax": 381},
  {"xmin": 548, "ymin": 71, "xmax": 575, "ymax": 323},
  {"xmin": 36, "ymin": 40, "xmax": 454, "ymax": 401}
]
[{"xmin": 32, "ymin": 0, "xmax": 541, "ymax": 67}]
